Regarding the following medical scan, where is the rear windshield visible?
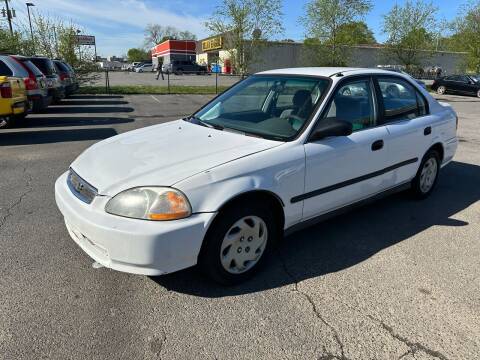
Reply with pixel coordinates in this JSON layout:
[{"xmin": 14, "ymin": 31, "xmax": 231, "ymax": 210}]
[
  {"xmin": 30, "ymin": 58, "xmax": 56, "ymax": 76},
  {"xmin": 21, "ymin": 60, "xmax": 44, "ymax": 77},
  {"xmin": 63, "ymin": 62, "xmax": 74, "ymax": 72},
  {"xmin": 54, "ymin": 61, "xmax": 69, "ymax": 73}
]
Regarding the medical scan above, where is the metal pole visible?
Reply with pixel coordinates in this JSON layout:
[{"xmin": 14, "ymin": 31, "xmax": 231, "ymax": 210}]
[
  {"xmin": 4, "ymin": 0, "xmax": 13, "ymax": 35},
  {"xmin": 27, "ymin": 5, "xmax": 34, "ymax": 44},
  {"xmin": 215, "ymin": 68, "xmax": 218, "ymax": 94},
  {"xmin": 94, "ymin": 41, "xmax": 97, "ymax": 62},
  {"xmin": 53, "ymin": 25, "xmax": 58, "ymax": 57},
  {"xmin": 167, "ymin": 72, "xmax": 170, "ymax": 94}
]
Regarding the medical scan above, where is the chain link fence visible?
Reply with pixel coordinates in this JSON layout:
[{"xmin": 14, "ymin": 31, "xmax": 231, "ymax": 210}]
[{"xmin": 95, "ymin": 69, "xmax": 245, "ymax": 94}]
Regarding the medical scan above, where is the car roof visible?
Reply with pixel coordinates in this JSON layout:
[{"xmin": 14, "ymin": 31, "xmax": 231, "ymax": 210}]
[{"xmin": 257, "ymin": 67, "xmax": 406, "ymax": 78}]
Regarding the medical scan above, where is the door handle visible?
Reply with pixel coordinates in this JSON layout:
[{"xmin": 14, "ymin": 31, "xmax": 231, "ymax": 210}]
[
  {"xmin": 424, "ymin": 126, "xmax": 432, "ymax": 136},
  {"xmin": 371, "ymin": 140, "xmax": 384, "ymax": 151}
]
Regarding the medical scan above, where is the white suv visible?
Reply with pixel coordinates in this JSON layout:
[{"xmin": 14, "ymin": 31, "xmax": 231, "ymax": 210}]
[{"xmin": 55, "ymin": 67, "xmax": 458, "ymax": 284}]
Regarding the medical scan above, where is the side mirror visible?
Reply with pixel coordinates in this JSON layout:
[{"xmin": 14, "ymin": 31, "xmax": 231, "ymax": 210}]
[{"xmin": 309, "ymin": 120, "xmax": 353, "ymax": 142}]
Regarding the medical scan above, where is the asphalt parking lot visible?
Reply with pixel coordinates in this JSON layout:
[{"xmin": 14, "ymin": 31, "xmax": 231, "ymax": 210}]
[{"xmin": 1, "ymin": 93, "xmax": 479, "ymax": 359}]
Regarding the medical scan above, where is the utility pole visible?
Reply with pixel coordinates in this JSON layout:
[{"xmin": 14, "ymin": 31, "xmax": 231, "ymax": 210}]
[
  {"xmin": 4, "ymin": 0, "xmax": 13, "ymax": 35},
  {"xmin": 53, "ymin": 25, "xmax": 58, "ymax": 57},
  {"xmin": 26, "ymin": 3, "xmax": 35, "ymax": 53}
]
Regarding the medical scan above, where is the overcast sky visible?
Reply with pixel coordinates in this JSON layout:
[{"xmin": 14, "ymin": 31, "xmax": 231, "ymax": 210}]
[{"xmin": 4, "ymin": 0, "xmax": 464, "ymax": 57}]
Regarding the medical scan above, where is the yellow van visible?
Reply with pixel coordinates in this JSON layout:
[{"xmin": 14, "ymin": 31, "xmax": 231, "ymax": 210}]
[{"xmin": 0, "ymin": 75, "xmax": 27, "ymax": 129}]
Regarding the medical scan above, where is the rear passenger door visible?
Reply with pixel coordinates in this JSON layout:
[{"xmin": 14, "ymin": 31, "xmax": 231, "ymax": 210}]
[{"xmin": 375, "ymin": 76, "xmax": 434, "ymax": 186}]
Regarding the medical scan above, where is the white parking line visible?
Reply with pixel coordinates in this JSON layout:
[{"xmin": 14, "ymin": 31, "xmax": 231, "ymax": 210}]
[{"xmin": 150, "ymin": 95, "xmax": 162, "ymax": 104}]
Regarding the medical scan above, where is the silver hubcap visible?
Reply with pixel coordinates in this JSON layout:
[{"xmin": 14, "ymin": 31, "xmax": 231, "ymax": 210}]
[
  {"xmin": 437, "ymin": 86, "xmax": 446, "ymax": 94},
  {"xmin": 420, "ymin": 158, "xmax": 438, "ymax": 193},
  {"xmin": 220, "ymin": 216, "xmax": 268, "ymax": 274}
]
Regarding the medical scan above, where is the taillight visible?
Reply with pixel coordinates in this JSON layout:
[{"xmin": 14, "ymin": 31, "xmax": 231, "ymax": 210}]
[
  {"xmin": 24, "ymin": 77, "xmax": 38, "ymax": 90},
  {"xmin": 60, "ymin": 73, "xmax": 70, "ymax": 81},
  {"xmin": 0, "ymin": 82, "xmax": 12, "ymax": 98}
]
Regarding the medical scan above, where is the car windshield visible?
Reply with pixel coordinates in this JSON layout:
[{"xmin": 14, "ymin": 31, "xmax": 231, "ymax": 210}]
[{"xmin": 193, "ymin": 75, "xmax": 330, "ymax": 141}]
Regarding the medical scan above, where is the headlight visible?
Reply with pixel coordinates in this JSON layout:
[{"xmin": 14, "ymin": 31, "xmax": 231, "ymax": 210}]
[{"xmin": 105, "ymin": 187, "xmax": 192, "ymax": 221}]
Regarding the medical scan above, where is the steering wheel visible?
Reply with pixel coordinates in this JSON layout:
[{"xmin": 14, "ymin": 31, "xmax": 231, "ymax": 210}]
[{"xmin": 287, "ymin": 114, "xmax": 305, "ymax": 130}]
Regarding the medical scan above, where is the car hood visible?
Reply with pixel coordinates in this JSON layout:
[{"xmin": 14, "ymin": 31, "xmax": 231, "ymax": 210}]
[{"xmin": 71, "ymin": 120, "xmax": 281, "ymax": 195}]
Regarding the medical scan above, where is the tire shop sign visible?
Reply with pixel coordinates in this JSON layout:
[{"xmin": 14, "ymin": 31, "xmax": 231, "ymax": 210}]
[{"xmin": 202, "ymin": 36, "xmax": 223, "ymax": 52}]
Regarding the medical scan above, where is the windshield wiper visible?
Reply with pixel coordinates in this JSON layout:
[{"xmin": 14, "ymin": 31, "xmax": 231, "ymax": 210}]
[{"xmin": 184, "ymin": 116, "xmax": 224, "ymax": 130}]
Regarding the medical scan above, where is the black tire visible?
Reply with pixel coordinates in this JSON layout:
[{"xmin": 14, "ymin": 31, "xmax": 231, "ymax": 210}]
[
  {"xmin": 477, "ymin": 90, "xmax": 480, "ymax": 98},
  {"xmin": 0, "ymin": 116, "xmax": 14, "ymax": 129},
  {"xmin": 411, "ymin": 149, "xmax": 441, "ymax": 199},
  {"xmin": 199, "ymin": 201, "xmax": 280, "ymax": 285},
  {"xmin": 436, "ymin": 86, "xmax": 446, "ymax": 95}
]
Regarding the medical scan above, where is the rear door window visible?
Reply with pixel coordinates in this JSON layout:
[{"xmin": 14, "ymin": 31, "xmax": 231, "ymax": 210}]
[{"xmin": 377, "ymin": 77, "xmax": 428, "ymax": 123}]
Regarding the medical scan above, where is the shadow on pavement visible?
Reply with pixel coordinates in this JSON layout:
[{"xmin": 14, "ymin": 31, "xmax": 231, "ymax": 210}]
[
  {"xmin": 25, "ymin": 116, "xmax": 134, "ymax": 128},
  {"xmin": 152, "ymin": 161, "xmax": 480, "ymax": 297},
  {"xmin": 58, "ymin": 100, "xmax": 130, "ymax": 106},
  {"xmin": 0, "ymin": 128, "xmax": 117, "ymax": 145},
  {"xmin": 40, "ymin": 106, "xmax": 134, "ymax": 114}
]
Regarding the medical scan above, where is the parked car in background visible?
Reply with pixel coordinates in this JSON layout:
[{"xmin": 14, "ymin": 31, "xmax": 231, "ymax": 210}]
[
  {"xmin": 62, "ymin": 61, "xmax": 79, "ymax": 94},
  {"xmin": 53, "ymin": 60, "xmax": 78, "ymax": 96},
  {"xmin": 126, "ymin": 62, "xmax": 142, "ymax": 71},
  {"xmin": 135, "ymin": 63, "xmax": 154, "ymax": 73},
  {"xmin": 11, "ymin": 55, "xmax": 50, "ymax": 112},
  {"xmin": 432, "ymin": 75, "xmax": 480, "ymax": 97},
  {"xmin": 162, "ymin": 60, "xmax": 208, "ymax": 75},
  {"xmin": 0, "ymin": 75, "xmax": 27, "ymax": 129},
  {"xmin": 29, "ymin": 56, "xmax": 65, "ymax": 103},
  {"xmin": 55, "ymin": 67, "xmax": 458, "ymax": 284}
]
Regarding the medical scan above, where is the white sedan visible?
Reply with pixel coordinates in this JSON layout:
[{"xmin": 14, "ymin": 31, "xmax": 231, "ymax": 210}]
[{"xmin": 55, "ymin": 67, "xmax": 458, "ymax": 284}]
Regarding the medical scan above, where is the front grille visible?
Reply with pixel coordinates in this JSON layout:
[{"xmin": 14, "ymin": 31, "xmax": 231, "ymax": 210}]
[{"xmin": 67, "ymin": 169, "xmax": 98, "ymax": 204}]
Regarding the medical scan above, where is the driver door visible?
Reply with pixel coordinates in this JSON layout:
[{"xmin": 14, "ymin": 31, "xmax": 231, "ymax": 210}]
[{"xmin": 300, "ymin": 76, "xmax": 393, "ymax": 220}]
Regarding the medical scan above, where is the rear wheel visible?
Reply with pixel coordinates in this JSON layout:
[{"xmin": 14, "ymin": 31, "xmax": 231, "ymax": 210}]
[
  {"xmin": 411, "ymin": 149, "xmax": 441, "ymax": 199},
  {"xmin": 437, "ymin": 86, "xmax": 446, "ymax": 95},
  {"xmin": 199, "ymin": 201, "xmax": 279, "ymax": 285},
  {"xmin": 0, "ymin": 116, "xmax": 14, "ymax": 129},
  {"xmin": 477, "ymin": 90, "xmax": 480, "ymax": 98}
]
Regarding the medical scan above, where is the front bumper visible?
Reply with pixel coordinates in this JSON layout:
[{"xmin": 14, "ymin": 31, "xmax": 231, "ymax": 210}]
[{"xmin": 55, "ymin": 172, "xmax": 216, "ymax": 275}]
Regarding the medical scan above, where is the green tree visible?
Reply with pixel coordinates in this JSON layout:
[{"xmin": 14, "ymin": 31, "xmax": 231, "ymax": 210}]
[
  {"xmin": 144, "ymin": 24, "xmax": 197, "ymax": 49},
  {"xmin": 336, "ymin": 21, "xmax": 376, "ymax": 45},
  {"xmin": 127, "ymin": 48, "xmax": 150, "ymax": 62},
  {"xmin": 206, "ymin": 0, "xmax": 284, "ymax": 75},
  {"xmin": 449, "ymin": 2, "xmax": 480, "ymax": 72},
  {"xmin": 301, "ymin": 0, "xmax": 373, "ymax": 66},
  {"xmin": 382, "ymin": 0, "xmax": 438, "ymax": 69}
]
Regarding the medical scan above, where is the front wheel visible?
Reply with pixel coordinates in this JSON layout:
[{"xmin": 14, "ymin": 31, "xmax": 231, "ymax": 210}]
[
  {"xmin": 477, "ymin": 90, "xmax": 480, "ymax": 98},
  {"xmin": 199, "ymin": 202, "xmax": 279, "ymax": 285},
  {"xmin": 411, "ymin": 149, "xmax": 441, "ymax": 199}
]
